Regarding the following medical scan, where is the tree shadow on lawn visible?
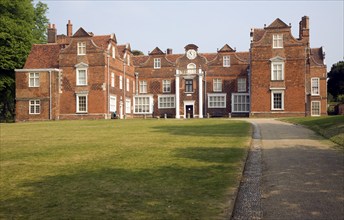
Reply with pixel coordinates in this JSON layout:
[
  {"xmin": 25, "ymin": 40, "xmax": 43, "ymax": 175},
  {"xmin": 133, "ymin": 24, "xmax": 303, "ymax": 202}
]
[
  {"xmin": 0, "ymin": 147, "xmax": 244, "ymax": 219},
  {"xmin": 152, "ymin": 123, "xmax": 249, "ymax": 137}
]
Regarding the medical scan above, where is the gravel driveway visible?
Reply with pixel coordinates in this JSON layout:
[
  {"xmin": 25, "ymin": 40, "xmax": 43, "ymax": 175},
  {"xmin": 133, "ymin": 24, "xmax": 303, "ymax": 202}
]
[{"xmin": 232, "ymin": 119, "xmax": 344, "ymax": 220}]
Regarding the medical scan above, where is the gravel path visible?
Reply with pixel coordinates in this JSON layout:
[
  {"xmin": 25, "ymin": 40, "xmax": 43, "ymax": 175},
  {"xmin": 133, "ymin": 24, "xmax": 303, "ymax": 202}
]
[{"xmin": 231, "ymin": 119, "xmax": 344, "ymax": 220}]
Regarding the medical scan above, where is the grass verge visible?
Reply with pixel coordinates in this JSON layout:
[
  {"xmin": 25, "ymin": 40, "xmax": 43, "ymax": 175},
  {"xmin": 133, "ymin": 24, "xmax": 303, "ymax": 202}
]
[
  {"xmin": 281, "ymin": 116, "xmax": 344, "ymax": 147},
  {"xmin": 0, "ymin": 119, "xmax": 250, "ymax": 219}
]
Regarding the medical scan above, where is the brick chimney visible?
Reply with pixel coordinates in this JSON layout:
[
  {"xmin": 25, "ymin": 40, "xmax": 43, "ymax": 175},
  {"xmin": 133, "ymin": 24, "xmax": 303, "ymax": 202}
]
[
  {"xmin": 47, "ymin": 24, "xmax": 57, "ymax": 43},
  {"xmin": 66, "ymin": 20, "xmax": 73, "ymax": 37},
  {"xmin": 299, "ymin": 16, "xmax": 309, "ymax": 40},
  {"xmin": 166, "ymin": 48, "xmax": 173, "ymax": 54}
]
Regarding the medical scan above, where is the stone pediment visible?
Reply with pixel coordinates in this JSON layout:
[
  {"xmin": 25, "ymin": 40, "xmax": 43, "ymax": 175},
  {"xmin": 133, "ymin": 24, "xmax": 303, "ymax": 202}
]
[{"xmin": 75, "ymin": 62, "xmax": 89, "ymax": 68}]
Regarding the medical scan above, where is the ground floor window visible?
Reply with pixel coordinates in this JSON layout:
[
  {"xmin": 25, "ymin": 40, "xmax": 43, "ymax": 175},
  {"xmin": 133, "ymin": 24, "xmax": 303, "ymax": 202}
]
[
  {"xmin": 232, "ymin": 93, "xmax": 249, "ymax": 112},
  {"xmin": 126, "ymin": 98, "xmax": 131, "ymax": 113},
  {"xmin": 76, "ymin": 94, "xmax": 88, "ymax": 113},
  {"xmin": 311, "ymin": 101, "xmax": 321, "ymax": 116},
  {"xmin": 271, "ymin": 90, "xmax": 284, "ymax": 110},
  {"xmin": 134, "ymin": 96, "xmax": 152, "ymax": 114},
  {"xmin": 110, "ymin": 96, "xmax": 116, "ymax": 113},
  {"xmin": 29, "ymin": 100, "xmax": 40, "ymax": 114},
  {"xmin": 208, "ymin": 93, "xmax": 226, "ymax": 108},
  {"xmin": 158, "ymin": 95, "xmax": 175, "ymax": 109}
]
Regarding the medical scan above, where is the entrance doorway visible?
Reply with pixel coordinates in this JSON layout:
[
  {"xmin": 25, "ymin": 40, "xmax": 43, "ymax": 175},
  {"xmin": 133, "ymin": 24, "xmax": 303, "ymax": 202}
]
[{"xmin": 185, "ymin": 105, "xmax": 193, "ymax": 118}]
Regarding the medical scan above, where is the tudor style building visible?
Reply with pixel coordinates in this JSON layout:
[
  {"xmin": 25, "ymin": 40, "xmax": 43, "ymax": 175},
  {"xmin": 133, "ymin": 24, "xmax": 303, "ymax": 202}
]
[{"xmin": 15, "ymin": 16, "xmax": 327, "ymax": 121}]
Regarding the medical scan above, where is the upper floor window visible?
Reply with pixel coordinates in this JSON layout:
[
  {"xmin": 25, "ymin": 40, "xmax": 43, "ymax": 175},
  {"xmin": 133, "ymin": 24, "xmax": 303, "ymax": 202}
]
[
  {"xmin": 238, "ymin": 78, "xmax": 246, "ymax": 92},
  {"xmin": 140, "ymin": 80, "xmax": 147, "ymax": 93},
  {"xmin": 271, "ymin": 63, "xmax": 284, "ymax": 81},
  {"xmin": 119, "ymin": 76, "xmax": 123, "ymax": 89},
  {"xmin": 273, "ymin": 34, "xmax": 283, "ymax": 48},
  {"xmin": 213, "ymin": 79, "xmax": 222, "ymax": 92},
  {"xmin": 29, "ymin": 72, "xmax": 40, "ymax": 87},
  {"xmin": 29, "ymin": 100, "xmax": 40, "ymax": 114},
  {"xmin": 163, "ymin": 80, "xmax": 171, "ymax": 93},
  {"xmin": 77, "ymin": 68, "xmax": 87, "ymax": 86},
  {"xmin": 311, "ymin": 78, "xmax": 320, "ymax": 95},
  {"xmin": 223, "ymin": 56, "xmax": 230, "ymax": 67},
  {"xmin": 126, "ymin": 78, "xmax": 129, "ymax": 92},
  {"xmin": 185, "ymin": 79, "xmax": 193, "ymax": 92},
  {"xmin": 154, "ymin": 58, "xmax": 161, "ymax": 69},
  {"xmin": 112, "ymin": 46, "xmax": 116, "ymax": 59},
  {"xmin": 127, "ymin": 55, "xmax": 130, "ymax": 66},
  {"xmin": 187, "ymin": 63, "xmax": 196, "ymax": 74},
  {"xmin": 77, "ymin": 42, "xmax": 86, "ymax": 55},
  {"xmin": 111, "ymin": 73, "xmax": 115, "ymax": 87}
]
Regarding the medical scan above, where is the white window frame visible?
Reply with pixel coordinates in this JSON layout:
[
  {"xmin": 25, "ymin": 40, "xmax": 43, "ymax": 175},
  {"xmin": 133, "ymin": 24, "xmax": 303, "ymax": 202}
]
[
  {"xmin": 76, "ymin": 68, "xmax": 87, "ymax": 86},
  {"xmin": 213, "ymin": 78, "xmax": 222, "ymax": 92},
  {"xmin": 163, "ymin": 80, "xmax": 171, "ymax": 93},
  {"xmin": 109, "ymin": 96, "xmax": 116, "ymax": 113},
  {"xmin": 232, "ymin": 93, "xmax": 250, "ymax": 113},
  {"xmin": 77, "ymin": 42, "xmax": 86, "ymax": 55},
  {"xmin": 133, "ymin": 81, "xmax": 135, "ymax": 93},
  {"xmin": 154, "ymin": 58, "xmax": 161, "ymax": 69},
  {"xmin": 238, "ymin": 78, "xmax": 246, "ymax": 92},
  {"xmin": 271, "ymin": 90, "xmax": 284, "ymax": 110},
  {"xmin": 127, "ymin": 55, "xmax": 130, "ymax": 66},
  {"xmin": 158, "ymin": 95, "xmax": 175, "ymax": 109},
  {"xmin": 126, "ymin": 98, "xmax": 131, "ymax": 113},
  {"xmin": 223, "ymin": 56, "xmax": 230, "ymax": 67},
  {"xmin": 273, "ymin": 34, "xmax": 283, "ymax": 48},
  {"xmin": 29, "ymin": 99, "xmax": 40, "ymax": 114},
  {"xmin": 29, "ymin": 72, "xmax": 40, "ymax": 87},
  {"xmin": 111, "ymin": 72, "xmax": 115, "ymax": 87},
  {"xmin": 311, "ymin": 101, "xmax": 321, "ymax": 116},
  {"xmin": 311, "ymin": 78, "xmax": 320, "ymax": 96},
  {"xmin": 126, "ymin": 78, "xmax": 129, "ymax": 92},
  {"xmin": 119, "ymin": 76, "xmax": 123, "ymax": 90},
  {"xmin": 139, "ymin": 80, "xmax": 147, "ymax": 94},
  {"xmin": 76, "ymin": 94, "xmax": 88, "ymax": 113},
  {"xmin": 208, "ymin": 93, "xmax": 226, "ymax": 108},
  {"xmin": 134, "ymin": 95, "xmax": 153, "ymax": 114},
  {"xmin": 271, "ymin": 62, "xmax": 284, "ymax": 81},
  {"xmin": 112, "ymin": 46, "xmax": 116, "ymax": 59}
]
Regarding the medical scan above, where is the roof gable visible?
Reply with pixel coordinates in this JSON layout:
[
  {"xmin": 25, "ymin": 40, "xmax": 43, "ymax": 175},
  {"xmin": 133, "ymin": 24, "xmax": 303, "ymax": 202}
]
[
  {"xmin": 218, "ymin": 44, "xmax": 236, "ymax": 53},
  {"xmin": 266, "ymin": 18, "xmax": 290, "ymax": 29},
  {"xmin": 73, "ymin": 27, "xmax": 92, "ymax": 37},
  {"xmin": 149, "ymin": 47, "xmax": 165, "ymax": 55}
]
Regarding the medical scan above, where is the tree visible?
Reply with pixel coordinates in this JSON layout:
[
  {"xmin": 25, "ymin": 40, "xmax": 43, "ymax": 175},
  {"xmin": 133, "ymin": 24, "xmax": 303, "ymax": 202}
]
[
  {"xmin": 132, "ymin": 50, "xmax": 144, "ymax": 56},
  {"xmin": 327, "ymin": 61, "xmax": 344, "ymax": 102},
  {"xmin": 0, "ymin": 0, "xmax": 49, "ymax": 122}
]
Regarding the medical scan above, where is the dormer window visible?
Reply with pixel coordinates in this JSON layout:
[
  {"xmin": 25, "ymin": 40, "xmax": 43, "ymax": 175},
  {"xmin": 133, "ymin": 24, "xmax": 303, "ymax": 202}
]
[
  {"xmin": 154, "ymin": 58, "xmax": 161, "ymax": 69},
  {"xmin": 273, "ymin": 34, "xmax": 283, "ymax": 48},
  {"xmin": 77, "ymin": 42, "xmax": 86, "ymax": 55},
  {"xmin": 223, "ymin": 56, "xmax": 230, "ymax": 67}
]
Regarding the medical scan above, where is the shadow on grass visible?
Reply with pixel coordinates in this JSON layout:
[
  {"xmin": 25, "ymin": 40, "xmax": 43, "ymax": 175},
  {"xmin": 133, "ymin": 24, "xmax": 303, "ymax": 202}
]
[
  {"xmin": 152, "ymin": 123, "xmax": 249, "ymax": 137},
  {"xmin": 0, "ymin": 147, "xmax": 245, "ymax": 219}
]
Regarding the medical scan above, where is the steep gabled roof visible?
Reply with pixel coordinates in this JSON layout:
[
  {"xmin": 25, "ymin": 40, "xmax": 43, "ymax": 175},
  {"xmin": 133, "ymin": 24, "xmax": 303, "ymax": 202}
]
[
  {"xmin": 252, "ymin": 28, "xmax": 266, "ymax": 42},
  {"xmin": 149, "ymin": 47, "xmax": 165, "ymax": 55},
  {"xmin": 73, "ymin": 27, "xmax": 92, "ymax": 37},
  {"xmin": 117, "ymin": 45, "xmax": 127, "ymax": 59},
  {"xmin": 266, "ymin": 18, "xmax": 290, "ymax": 29},
  {"xmin": 92, "ymin": 35, "xmax": 111, "ymax": 49},
  {"xmin": 24, "ymin": 44, "xmax": 60, "ymax": 69},
  {"xmin": 218, "ymin": 44, "xmax": 236, "ymax": 53},
  {"xmin": 310, "ymin": 47, "xmax": 325, "ymax": 66},
  {"xmin": 132, "ymin": 55, "xmax": 150, "ymax": 66}
]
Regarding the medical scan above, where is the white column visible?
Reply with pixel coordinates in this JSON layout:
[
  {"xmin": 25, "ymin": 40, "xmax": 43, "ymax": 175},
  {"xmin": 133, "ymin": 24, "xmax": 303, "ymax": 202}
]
[
  {"xmin": 198, "ymin": 69, "xmax": 203, "ymax": 118},
  {"xmin": 175, "ymin": 70, "xmax": 180, "ymax": 119}
]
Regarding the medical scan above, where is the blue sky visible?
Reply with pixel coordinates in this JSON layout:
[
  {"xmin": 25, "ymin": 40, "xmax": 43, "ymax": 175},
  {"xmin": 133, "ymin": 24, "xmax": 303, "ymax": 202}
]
[{"xmin": 40, "ymin": 0, "xmax": 343, "ymax": 71}]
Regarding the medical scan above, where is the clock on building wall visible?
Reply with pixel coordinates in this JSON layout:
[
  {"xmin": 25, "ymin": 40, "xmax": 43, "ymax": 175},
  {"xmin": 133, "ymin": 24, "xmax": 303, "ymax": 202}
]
[{"xmin": 186, "ymin": 49, "xmax": 197, "ymax": 60}]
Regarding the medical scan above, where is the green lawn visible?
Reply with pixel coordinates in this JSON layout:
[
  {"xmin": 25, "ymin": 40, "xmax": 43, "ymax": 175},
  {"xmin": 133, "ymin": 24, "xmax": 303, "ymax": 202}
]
[
  {"xmin": 0, "ymin": 119, "xmax": 250, "ymax": 219},
  {"xmin": 282, "ymin": 116, "xmax": 344, "ymax": 147}
]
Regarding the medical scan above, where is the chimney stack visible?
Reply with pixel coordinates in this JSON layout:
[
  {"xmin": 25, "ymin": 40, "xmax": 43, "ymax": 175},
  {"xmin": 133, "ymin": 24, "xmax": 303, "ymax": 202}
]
[
  {"xmin": 299, "ymin": 16, "xmax": 309, "ymax": 40},
  {"xmin": 167, "ymin": 48, "xmax": 173, "ymax": 54},
  {"xmin": 48, "ymin": 24, "xmax": 57, "ymax": 43},
  {"xmin": 67, "ymin": 20, "xmax": 73, "ymax": 37}
]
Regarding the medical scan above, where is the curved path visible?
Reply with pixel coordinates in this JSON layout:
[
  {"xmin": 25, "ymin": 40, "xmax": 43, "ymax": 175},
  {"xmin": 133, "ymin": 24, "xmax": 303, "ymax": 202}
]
[{"xmin": 232, "ymin": 119, "xmax": 344, "ymax": 220}]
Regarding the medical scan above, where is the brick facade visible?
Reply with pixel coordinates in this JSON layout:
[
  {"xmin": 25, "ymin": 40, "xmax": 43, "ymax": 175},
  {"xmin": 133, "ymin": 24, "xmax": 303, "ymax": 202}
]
[{"xmin": 15, "ymin": 16, "xmax": 327, "ymax": 121}]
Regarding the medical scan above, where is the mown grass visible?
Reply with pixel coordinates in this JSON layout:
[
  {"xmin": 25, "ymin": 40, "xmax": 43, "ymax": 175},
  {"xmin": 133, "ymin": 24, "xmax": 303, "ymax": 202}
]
[
  {"xmin": 0, "ymin": 119, "xmax": 250, "ymax": 219},
  {"xmin": 282, "ymin": 116, "xmax": 344, "ymax": 147}
]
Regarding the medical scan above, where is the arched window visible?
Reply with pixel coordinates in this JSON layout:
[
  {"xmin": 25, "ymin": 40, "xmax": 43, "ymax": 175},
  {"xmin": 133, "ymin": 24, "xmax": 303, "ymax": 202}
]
[{"xmin": 187, "ymin": 63, "xmax": 196, "ymax": 74}]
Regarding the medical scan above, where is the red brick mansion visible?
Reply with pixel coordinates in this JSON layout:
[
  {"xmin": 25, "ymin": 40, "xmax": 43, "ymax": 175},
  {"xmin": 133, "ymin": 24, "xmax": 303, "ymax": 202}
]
[{"xmin": 15, "ymin": 16, "xmax": 327, "ymax": 121}]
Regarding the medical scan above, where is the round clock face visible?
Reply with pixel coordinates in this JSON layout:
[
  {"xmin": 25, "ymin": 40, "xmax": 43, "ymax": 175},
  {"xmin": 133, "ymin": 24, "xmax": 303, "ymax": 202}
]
[{"xmin": 186, "ymin": 49, "xmax": 197, "ymax": 60}]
